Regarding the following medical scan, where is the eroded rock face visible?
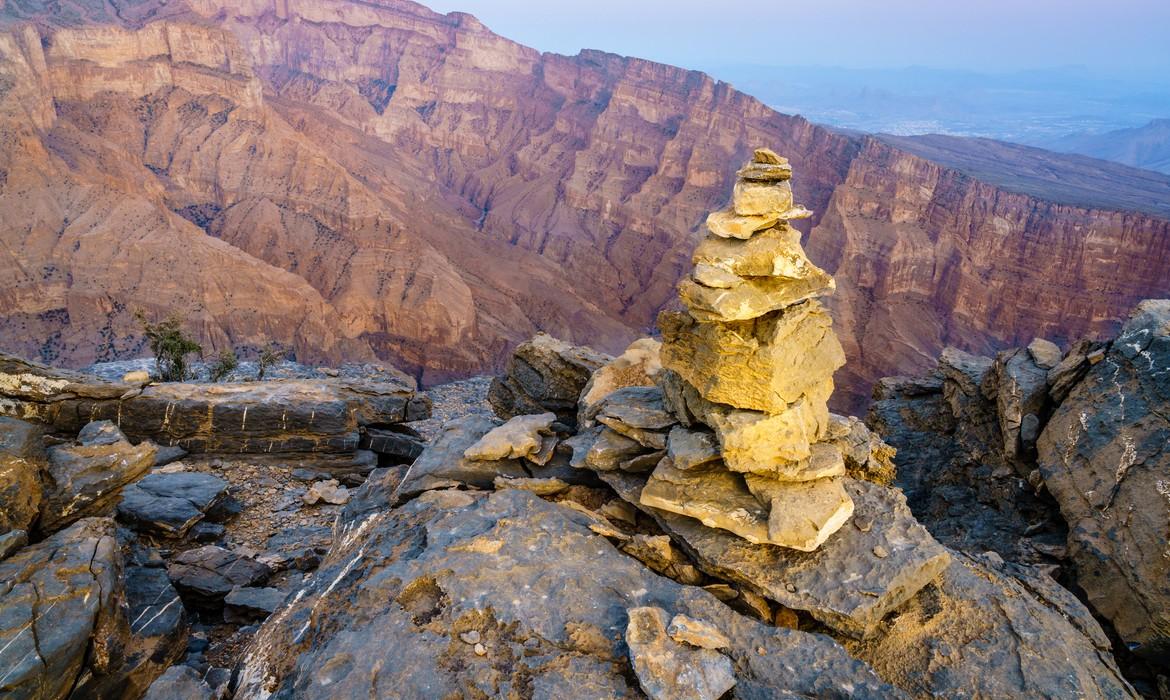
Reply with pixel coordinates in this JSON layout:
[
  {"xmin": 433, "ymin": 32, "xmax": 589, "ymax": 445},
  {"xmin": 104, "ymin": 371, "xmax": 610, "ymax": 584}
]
[
  {"xmin": 236, "ymin": 487, "xmax": 902, "ymax": 699},
  {"xmin": 1037, "ymin": 300, "xmax": 1170, "ymax": 667},
  {"xmin": 2, "ymin": 354, "xmax": 430, "ymax": 467},
  {"xmin": 41, "ymin": 433, "xmax": 157, "ymax": 533},
  {"xmin": 488, "ymin": 334, "xmax": 612, "ymax": 427},
  {"xmin": 846, "ymin": 553, "xmax": 1137, "ymax": 699},
  {"xmin": 0, "ymin": 517, "xmax": 128, "ymax": 699},
  {"xmin": 0, "ymin": 417, "xmax": 45, "ymax": 535}
]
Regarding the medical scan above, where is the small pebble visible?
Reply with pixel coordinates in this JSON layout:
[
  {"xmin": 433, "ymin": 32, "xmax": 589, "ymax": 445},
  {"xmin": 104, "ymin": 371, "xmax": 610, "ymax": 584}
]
[
  {"xmin": 756, "ymin": 647, "xmax": 767, "ymax": 655},
  {"xmin": 459, "ymin": 630, "xmax": 481, "ymax": 644},
  {"xmin": 474, "ymin": 643, "xmax": 487, "ymax": 656},
  {"xmin": 873, "ymin": 545, "xmax": 889, "ymax": 559}
]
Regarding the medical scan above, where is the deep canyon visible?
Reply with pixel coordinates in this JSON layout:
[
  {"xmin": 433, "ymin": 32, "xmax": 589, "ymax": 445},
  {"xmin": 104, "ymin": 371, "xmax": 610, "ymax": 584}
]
[{"xmin": 3, "ymin": 0, "xmax": 1170, "ymax": 410}]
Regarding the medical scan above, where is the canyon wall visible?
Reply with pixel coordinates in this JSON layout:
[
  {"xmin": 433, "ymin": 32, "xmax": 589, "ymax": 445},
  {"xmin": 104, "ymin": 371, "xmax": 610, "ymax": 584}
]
[{"xmin": 3, "ymin": 0, "xmax": 1170, "ymax": 409}]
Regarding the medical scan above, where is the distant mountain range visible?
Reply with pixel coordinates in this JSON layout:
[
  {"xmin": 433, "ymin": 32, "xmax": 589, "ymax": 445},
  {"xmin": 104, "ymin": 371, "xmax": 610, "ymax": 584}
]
[
  {"xmin": 1041, "ymin": 119, "xmax": 1170, "ymax": 174},
  {"xmin": 2, "ymin": 0, "xmax": 1170, "ymax": 412}
]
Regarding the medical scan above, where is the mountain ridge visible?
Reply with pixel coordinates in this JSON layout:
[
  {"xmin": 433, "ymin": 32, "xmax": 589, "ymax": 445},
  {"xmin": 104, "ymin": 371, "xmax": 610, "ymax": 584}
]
[{"xmin": 2, "ymin": 0, "xmax": 1169, "ymax": 411}]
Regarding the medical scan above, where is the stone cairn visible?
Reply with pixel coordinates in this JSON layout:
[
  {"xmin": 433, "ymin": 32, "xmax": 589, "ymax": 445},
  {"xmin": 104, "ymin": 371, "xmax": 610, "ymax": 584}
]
[{"xmin": 644, "ymin": 147, "xmax": 851, "ymax": 550}]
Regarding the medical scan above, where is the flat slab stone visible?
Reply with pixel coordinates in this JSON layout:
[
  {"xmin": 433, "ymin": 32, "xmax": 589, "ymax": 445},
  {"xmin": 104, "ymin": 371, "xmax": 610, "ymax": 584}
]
[
  {"xmin": 659, "ymin": 300, "xmax": 845, "ymax": 413},
  {"xmin": 744, "ymin": 475, "xmax": 854, "ymax": 551},
  {"xmin": 666, "ymin": 426, "xmax": 720, "ymax": 470},
  {"xmin": 2, "ymin": 354, "xmax": 430, "ymax": 458},
  {"xmin": 640, "ymin": 458, "xmax": 772, "ymax": 544},
  {"xmin": 117, "ymin": 471, "xmax": 229, "ymax": 537},
  {"xmin": 691, "ymin": 224, "xmax": 813, "ymax": 278},
  {"xmin": 463, "ymin": 412, "xmax": 555, "ymax": 461},
  {"xmin": 166, "ymin": 545, "xmax": 271, "ymax": 610},
  {"xmin": 604, "ymin": 472, "xmax": 951, "ymax": 639},
  {"xmin": 678, "ymin": 270, "xmax": 834, "ymax": 323},
  {"xmin": 395, "ymin": 415, "xmax": 528, "ymax": 500},
  {"xmin": 705, "ymin": 209, "xmax": 780, "ymax": 240}
]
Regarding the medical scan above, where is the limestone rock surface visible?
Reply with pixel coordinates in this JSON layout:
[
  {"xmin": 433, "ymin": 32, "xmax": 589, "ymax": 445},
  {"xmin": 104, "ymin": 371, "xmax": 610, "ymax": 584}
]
[{"xmin": 235, "ymin": 487, "xmax": 903, "ymax": 699}]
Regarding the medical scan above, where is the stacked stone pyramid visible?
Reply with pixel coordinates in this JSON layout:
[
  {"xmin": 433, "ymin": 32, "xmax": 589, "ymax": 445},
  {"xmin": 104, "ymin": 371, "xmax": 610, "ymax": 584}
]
[{"xmin": 647, "ymin": 148, "xmax": 852, "ymax": 551}]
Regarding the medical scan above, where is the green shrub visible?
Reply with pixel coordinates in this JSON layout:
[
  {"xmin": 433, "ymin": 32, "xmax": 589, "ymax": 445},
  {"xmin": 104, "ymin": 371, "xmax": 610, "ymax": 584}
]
[
  {"xmin": 209, "ymin": 349, "xmax": 239, "ymax": 382},
  {"xmin": 134, "ymin": 310, "xmax": 202, "ymax": 382},
  {"xmin": 257, "ymin": 343, "xmax": 284, "ymax": 380}
]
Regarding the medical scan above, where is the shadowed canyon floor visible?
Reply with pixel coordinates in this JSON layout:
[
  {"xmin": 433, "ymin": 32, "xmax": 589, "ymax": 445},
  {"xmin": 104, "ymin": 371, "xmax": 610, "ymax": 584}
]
[{"xmin": 3, "ymin": 0, "xmax": 1170, "ymax": 411}]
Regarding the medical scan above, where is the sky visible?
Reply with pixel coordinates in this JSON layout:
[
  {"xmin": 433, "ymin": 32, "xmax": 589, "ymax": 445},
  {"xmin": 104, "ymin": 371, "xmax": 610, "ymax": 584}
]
[{"xmin": 422, "ymin": 0, "xmax": 1170, "ymax": 78}]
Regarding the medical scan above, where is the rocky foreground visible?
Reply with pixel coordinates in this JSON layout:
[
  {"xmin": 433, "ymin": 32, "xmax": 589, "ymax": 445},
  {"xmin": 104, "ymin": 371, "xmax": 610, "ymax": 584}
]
[{"xmin": 2, "ymin": 156, "xmax": 1166, "ymax": 700}]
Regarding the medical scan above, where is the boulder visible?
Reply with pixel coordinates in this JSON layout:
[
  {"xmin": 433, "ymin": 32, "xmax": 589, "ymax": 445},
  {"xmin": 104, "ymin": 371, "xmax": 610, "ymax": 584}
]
[
  {"xmin": 117, "ymin": 471, "xmax": 230, "ymax": 537},
  {"xmin": 0, "ymin": 417, "xmax": 45, "ymax": 535},
  {"xmin": 225, "ymin": 587, "xmax": 286, "ymax": 623},
  {"xmin": 463, "ymin": 412, "xmax": 556, "ymax": 461},
  {"xmin": 72, "ymin": 565, "xmax": 189, "ymax": 699},
  {"xmin": 992, "ymin": 347, "xmax": 1049, "ymax": 459},
  {"xmin": 487, "ymin": 333, "xmax": 611, "ymax": 427},
  {"xmin": 167, "ymin": 545, "xmax": 271, "ymax": 610},
  {"xmin": 0, "ymin": 518, "xmax": 127, "ymax": 699},
  {"xmin": 868, "ymin": 364, "xmax": 1064, "ymax": 565},
  {"xmin": 1037, "ymin": 300, "xmax": 1170, "ymax": 668},
  {"xmin": 603, "ymin": 471, "xmax": 950, "ymax": 639},
  {"xmin": 395, "ymin": 415, "xmax": 528, "ymax": 500},
  {"xmin": 659, "ymin": 301, "xmax": 845, "ymax": 413},
  {"xmin": 302, "ymin": 479, "xmax": 350, "ymax": 506},
  {"xmin": 626, "ymin": 606, "xmax": 736, "ymax": 700},
  {"xmin": 846, "ymin": 553, "xmax": 1137, "ymax": 699},
  {"xmin": 41, "ymin": 435, "xmax": 157, "ymax": 532},
  {"xmin": 235, "ymin": 488, "xmax": 902, "ymax": 699},
  {"xmin": 1047, "ymin": 338, "xmax": 1105, "ymax": 404},
  {"xmin": 578, "ymin": 338, "xmax": 662, "ymax": 425},
  {"xmin": 1027, "ymin": 338, "xmax": 1063, "ymax": 369},
  {"xmin": 141, "ymin": 665, "xmax": 213, "ymax": 700}
]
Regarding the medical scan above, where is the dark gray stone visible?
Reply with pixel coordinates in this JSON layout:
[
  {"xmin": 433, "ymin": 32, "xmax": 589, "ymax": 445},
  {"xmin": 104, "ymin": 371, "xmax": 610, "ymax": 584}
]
[
  {"xmin": 225, "ymin": 587, "xmax": 286, "ymax": 623},
  {"xmin": 73, "ymin": 565, "xmax": 190, "ymax": 699},
  {"xmin": 0, "ymin": 518, "xmax": 126, "ymax": 699},
  {"xmin": 153, "ymin": 445, "xmax": 189, "ymax": 467},
  {"xmin": 167, "ymin": 546, "xmax": 271, "ymax": 610},
  {"xmin": 141, "ymin": 665, "xmax": 213, "ymax": 700},
  {"xmin": 236, "ymin": 488, "xmax": 903, "ymax": 699},
  {"xmin": 265, "ymin": 525, "xmax": 333, "ymax": 571},
  {"xmin": 361, "ymin": 425, "xmax": 426, "ymax": 462},
  {"xmin": 487, "ymin": 333, "xmax": 612, "ymax": 427},
  {"xmin": 0, "ymin": 529, "xmax": 27, "ymax": 560},
  {"xmin": 78, "ymin": 420, "xmax": 128, "ymax": 447},
  {"xmin": 117, "ymin": 472, "xmax": 230, "ymax": 537},
  {"xmin": 1038, "ymin": 300, "xmax": 1170, "ymax": 669}
]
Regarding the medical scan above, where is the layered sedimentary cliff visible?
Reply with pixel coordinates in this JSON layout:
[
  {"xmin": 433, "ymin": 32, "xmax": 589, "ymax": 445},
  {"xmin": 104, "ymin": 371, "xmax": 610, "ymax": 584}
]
[{"xmin": 3, "ymin": 0, "xmax": 1170, "ymax": 408}]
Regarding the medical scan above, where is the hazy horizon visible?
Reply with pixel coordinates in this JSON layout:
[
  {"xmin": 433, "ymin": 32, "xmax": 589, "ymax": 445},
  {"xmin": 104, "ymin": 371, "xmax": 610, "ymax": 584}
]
[{"xmin": 423, "ymin": 0, "xmax": 1170, "ymax": 78}]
